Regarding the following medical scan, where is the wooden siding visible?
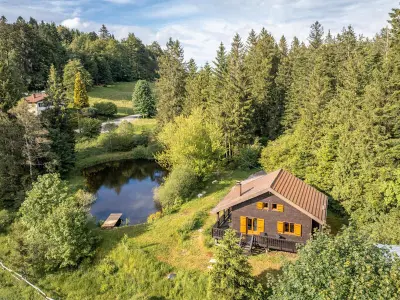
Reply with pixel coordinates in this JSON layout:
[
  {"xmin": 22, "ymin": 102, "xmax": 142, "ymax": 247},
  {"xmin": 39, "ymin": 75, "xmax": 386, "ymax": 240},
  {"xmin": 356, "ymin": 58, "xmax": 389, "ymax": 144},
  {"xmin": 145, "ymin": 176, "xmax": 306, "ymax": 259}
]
[{"xmin": 231, "ymin": 193, "xmax": 313, "ymax": 243}]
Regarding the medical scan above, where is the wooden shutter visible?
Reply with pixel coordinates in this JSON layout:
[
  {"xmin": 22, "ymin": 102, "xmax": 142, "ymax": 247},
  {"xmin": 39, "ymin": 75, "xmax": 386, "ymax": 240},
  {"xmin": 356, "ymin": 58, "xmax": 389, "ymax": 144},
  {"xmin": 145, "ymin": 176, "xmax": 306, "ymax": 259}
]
[
  {"xmin": 294, "ymin": 224, "xmax": 302, "ymax": 236},
  {"xmin": 258, "ymin": 218, "xmax": 264, "ymax": 233},
  {"xmin": 277, "ymin": 204, "xmax": 284, "ymax": 212},
  {"xmin": 277, "ymin": 221, "xmax": 284, "ymax": 234},
  {"xmin": 240, "ymin": 216, "xmax": 247, "ymax": 233},
  {"xmin": 256, "ymin": 202, "xmax": 263, "ymax": 210}
]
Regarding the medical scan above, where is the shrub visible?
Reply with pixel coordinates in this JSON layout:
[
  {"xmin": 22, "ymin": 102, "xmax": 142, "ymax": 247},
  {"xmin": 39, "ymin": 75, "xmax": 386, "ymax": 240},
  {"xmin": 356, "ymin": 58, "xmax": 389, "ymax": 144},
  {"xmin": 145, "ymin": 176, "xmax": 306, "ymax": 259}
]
[
  {"xmin": 0, "ymin": 209, "xmax": 13, "ymax": 233},
  {"xmin": 233, "ymin": 139, "xmax": 262, "ymax": 170},
  {"xmin": 103, "ymin": 122, "xmax": 118, "ymax": 132},
  {"xmin": 81, "ymin": 107, "xmax": 98, "ymax": 118},
  {"xmin": 157, "ymin": 108, "xmax": 224, "ymax": 178},
  {"xmin": 147, "ymin": 211, "xmax": 162, "ymax": 223},
  {"xmin": 98, "ymin": 257, "xmax": 119, "ymax": 276},
  {"xmin": 78, "ymin": 118, "xmax": 102, "ymax": 139},
  {"xmin": 93, "ymin": 102, "xmax": 118, "ymax": 117},
  {"xmin": 98, "ymin": 122, "xmax": 150, "ymax": 152},
  {"xmin": 155, "ymin": 166, "xmax": 199, "ymax": 213}
]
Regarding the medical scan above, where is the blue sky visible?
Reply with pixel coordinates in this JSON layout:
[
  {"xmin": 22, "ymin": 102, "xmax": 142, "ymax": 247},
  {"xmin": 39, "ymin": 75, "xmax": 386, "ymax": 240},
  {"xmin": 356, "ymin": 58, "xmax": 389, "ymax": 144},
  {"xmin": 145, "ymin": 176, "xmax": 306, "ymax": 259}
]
[{"xmin": 0, "ymin": 0, "xmax": 398, "ymax": 64}]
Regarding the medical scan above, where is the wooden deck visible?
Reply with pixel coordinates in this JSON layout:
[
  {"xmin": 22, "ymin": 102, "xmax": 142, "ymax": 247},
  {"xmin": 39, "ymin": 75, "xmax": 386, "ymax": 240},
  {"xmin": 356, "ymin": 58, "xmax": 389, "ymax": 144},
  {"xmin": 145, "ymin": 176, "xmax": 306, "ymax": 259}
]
[
  {"xmin": 101, "ymin": 213, "xmax": 122, "ymax": 229},
  {"xmin": 212, "ymin": 213, "xmax": 302, "ymax": 253}
]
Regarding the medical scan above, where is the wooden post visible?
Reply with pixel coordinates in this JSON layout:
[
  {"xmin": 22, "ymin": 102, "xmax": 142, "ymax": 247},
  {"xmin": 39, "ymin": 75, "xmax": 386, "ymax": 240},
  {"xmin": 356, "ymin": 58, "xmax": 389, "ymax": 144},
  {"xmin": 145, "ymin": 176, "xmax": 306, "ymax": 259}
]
[{"xmin": 216, "ymin": 211, "xmax": 220, "ymax": 227}]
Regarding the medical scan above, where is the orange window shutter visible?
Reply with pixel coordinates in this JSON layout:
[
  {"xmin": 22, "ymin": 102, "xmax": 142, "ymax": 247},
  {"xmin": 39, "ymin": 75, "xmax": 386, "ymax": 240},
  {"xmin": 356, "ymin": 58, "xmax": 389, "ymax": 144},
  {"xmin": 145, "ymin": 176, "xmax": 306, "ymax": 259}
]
[
  {"xmin": 294, "ymin": 224, "xmax": 302, "ymax": 236},
  {"xmin": 256, "ymin": 202, "xmax": 263, "ymax": 210},
  {"xmin": 240, "ymin": 216, "xmax": 247, "ymax": 233},
  {"xmin": 277, "ymin": 221, "xmax": 284, "ymax": 234},
  {"xmin": 277, "ymin": 204, "xmax": 284, "ymax": 212},
  {"xmin": 258, "ymin": 218, "xmax": 264, "ymax": 233}
]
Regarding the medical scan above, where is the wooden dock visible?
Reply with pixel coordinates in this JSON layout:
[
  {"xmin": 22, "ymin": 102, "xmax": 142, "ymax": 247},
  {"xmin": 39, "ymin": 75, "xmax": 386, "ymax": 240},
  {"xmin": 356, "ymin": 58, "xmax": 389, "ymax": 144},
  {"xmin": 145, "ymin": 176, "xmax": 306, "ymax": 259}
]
[{"xmin": 101, "ymin": 213, "xmax": 123, "ymax": 229}]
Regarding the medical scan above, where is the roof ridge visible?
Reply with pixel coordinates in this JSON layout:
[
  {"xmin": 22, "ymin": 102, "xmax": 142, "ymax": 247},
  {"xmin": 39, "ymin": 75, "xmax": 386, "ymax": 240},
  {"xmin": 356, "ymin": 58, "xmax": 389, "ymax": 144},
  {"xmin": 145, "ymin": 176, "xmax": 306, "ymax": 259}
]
[{"xmin": 270, "ymin": 168, "xmax": 283, "ymax": 189}]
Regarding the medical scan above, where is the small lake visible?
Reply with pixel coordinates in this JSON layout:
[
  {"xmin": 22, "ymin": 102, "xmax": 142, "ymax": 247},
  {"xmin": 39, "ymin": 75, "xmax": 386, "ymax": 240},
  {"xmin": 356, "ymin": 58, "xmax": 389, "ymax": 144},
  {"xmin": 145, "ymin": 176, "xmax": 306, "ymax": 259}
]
[{"xmin": 83, "ymin": 160, "xmax": 166, "ymax": 224}]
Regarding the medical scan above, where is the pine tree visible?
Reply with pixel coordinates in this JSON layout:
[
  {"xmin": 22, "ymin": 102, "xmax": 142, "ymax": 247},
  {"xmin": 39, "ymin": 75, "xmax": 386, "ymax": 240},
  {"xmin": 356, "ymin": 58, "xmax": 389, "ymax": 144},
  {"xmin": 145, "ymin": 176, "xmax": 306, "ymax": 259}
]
[
  {"xmin": 47, "ymin": 64, "xmax": 66, "ymax": 107},
  {"xmin": 208, "ymin": 229, "xmax": 261, "ymax": 300},
  {"xmin": 308, "ymin": 21, "xmax": 324, "ymax": 49},
  {"xmin": 132, "ymin": 80, "xmax": 156, "ymax": 118},
  {"xmin": 245, "ymin": 28, "xmax": 281, "ymax": 139},
  {"xmin": 73, "ymin": 72, "xmax": 89, "ymax": 109},
  {"xmin": 184, "ymin": 62, "xmax": 212, "ymax": 114},
  {"xmin": 222, "ymin": 33, "xmax": 253, "ymax": 157},
  {"xmin": 99, "ymin": 24, "xmax": 110, "ymax": 40},
  {"xmin": 156, "ymin": 38, "xmax": 187, "ymax": 125}
]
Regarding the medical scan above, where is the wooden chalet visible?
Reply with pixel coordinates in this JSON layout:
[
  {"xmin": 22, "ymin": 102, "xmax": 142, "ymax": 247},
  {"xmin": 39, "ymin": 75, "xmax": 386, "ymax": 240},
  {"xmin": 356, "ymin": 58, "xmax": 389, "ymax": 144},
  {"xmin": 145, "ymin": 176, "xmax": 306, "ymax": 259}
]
[{"xmin": 211, "ymin": 169, "xmax": 328, "ymax": 253}]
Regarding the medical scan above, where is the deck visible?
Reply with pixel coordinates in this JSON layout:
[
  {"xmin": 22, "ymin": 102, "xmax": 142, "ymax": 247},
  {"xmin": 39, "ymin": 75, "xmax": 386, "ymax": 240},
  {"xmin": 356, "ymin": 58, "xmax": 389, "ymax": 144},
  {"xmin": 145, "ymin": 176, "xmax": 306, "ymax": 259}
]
[
  {"xmin": 212, "ymin": 212, "xmax": 302, "ymax": 253},
  {"xmin": 101, "ymin": 213, "xmax": 122, "ymax": 229}
]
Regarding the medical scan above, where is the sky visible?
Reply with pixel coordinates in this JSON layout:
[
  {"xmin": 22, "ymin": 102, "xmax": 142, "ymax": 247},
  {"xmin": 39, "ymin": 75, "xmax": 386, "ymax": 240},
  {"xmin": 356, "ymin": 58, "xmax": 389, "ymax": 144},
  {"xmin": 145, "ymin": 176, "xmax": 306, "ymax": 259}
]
[{"xmin": 0, "ymin": 0, "xmax": 398, "ymax": 64}]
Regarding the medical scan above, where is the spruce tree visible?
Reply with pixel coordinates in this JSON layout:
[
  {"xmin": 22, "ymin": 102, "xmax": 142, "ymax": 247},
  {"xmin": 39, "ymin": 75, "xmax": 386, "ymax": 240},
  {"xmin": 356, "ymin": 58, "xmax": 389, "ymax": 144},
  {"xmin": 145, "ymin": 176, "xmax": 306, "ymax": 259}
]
[
  {"xmin": 308, "ymin": 21, "xmax": 324, "ymax": 49},
  {"xmin": 156, "ymin": 38, "xmax": 187, "ymax": 125},
  {"xmin": 208, "ymin": 229, "xmax": 261, "ymax": 300},
  {"xmin": 222, "ymin": 33, "xmax": 253, "ymax": 157},
  {"xmin": 73, "ymin": 72, "xmax": 89, "ymax": 109},
  {"xmin": 132, "ymin": 80, "xmax": 156, "ymax": 118}
]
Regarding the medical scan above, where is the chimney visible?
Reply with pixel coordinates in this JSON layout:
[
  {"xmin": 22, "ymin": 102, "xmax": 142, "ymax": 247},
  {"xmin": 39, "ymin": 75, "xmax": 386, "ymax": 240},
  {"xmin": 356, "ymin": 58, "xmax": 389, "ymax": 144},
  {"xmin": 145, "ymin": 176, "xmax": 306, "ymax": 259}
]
[{"xmin": 234, "ymin": 181, "xmax": 242, "ymax": 198}]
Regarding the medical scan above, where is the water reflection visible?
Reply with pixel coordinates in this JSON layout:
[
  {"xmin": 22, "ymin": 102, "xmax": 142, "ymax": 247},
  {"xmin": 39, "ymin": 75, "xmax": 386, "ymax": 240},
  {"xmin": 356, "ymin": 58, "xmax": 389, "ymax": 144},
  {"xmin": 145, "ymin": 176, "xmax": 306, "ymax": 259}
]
[{"xmin": 83, "ymin": 160, "xmax": 166, "ymax": 224}]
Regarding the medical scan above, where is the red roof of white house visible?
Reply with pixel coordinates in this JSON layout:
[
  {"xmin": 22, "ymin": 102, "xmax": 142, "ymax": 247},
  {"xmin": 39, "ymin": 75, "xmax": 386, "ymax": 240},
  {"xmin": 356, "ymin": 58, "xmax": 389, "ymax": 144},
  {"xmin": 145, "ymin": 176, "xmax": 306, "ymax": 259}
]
[
  {"xmin": 211, "ymin": 169, "xmax": 328, "ymax": 224},
  {"xmin": 25, "ymin": 93, "xmax": 48, "ymax": 104}
]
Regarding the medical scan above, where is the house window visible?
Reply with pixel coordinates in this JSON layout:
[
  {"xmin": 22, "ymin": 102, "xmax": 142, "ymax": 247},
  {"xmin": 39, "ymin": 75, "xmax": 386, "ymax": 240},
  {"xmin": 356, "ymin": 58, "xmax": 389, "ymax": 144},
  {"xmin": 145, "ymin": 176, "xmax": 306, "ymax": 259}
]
[
  {"xmin": 272, "ymin": 203, "xmax": 284, "ymax": 212},
  {"xmin": 284, "ymin": 222, "xmax": 295, "ymax": 234},
  {"xmin": 277, "ymin": 221, "xmax": 302, "ymax": 236},
  {"xmin": 256, "ymin": 202, "xmax": 268, "ymax": 210}
]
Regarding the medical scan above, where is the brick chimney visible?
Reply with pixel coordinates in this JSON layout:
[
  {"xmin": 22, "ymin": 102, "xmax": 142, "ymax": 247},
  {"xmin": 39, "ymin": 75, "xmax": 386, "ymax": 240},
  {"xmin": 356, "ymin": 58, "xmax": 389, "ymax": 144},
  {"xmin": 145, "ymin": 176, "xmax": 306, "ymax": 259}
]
[{"xmin": 233, "ymin": 181, "xmax": 242, "ymax": 198}]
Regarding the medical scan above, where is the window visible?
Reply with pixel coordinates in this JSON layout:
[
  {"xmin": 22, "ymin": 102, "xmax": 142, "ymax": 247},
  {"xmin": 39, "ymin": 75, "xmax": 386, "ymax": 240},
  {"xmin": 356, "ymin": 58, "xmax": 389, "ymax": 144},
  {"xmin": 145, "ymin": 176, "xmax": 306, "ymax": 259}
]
[
  {"xmin": 247, "ymin": 218, "xmax": 257, "ymax": 231},
  {"xmin": 242, "ymin": 217, "xmax": 264, "ymax": 234},
  {"xmin": 284, "ymin": 222, "xmax": 295, "ymax": 234},
  {"xmin": 38, "ymin": 102, "xmax": 48, "ymax": 108},
  {"xmin": 272, "ymin": 203, "xmax": 284, "ymax": 212},
  {"xmin": 277, "ymin": 221, "xmax": 302, "ymax": 236},
  {"xmin": 256, "ymin": 202, "xmax": 268, "ymax": 210}
]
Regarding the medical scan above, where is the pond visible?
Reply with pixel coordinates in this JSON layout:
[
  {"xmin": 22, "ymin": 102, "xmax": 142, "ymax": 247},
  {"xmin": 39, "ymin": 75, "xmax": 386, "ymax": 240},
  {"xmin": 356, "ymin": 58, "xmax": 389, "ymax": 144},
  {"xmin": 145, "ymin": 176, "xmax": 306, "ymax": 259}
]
[{"xmin": 83, "ymin": 160, "xmax": 166, "ymax": 225}]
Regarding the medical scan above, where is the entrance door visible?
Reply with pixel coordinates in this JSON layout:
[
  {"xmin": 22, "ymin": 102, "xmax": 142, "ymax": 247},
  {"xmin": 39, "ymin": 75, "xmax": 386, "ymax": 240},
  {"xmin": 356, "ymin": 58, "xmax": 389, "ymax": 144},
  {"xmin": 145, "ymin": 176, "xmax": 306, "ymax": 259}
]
[{"xmin": 240, "ymin": 217, "xmax": 264, "ymax": 235}]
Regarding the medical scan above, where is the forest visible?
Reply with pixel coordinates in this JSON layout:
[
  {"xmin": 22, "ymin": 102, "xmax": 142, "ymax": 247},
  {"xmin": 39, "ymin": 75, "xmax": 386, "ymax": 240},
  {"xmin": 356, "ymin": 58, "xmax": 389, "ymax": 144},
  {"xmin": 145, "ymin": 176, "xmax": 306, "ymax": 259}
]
[{"xmin": 0, "ymin": 5, "xmax": 400, "ymax": 300}]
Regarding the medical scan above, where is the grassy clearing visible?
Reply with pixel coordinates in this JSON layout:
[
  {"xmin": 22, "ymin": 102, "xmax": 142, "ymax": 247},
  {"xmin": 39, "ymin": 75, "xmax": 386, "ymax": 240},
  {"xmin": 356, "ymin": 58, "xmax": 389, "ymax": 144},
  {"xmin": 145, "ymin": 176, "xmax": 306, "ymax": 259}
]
[
  {"xmin": 88, "ymin": 82, "xmax": 137, "ymax": 117},
  {"xmin": 34, "ymin": 169, "xmax": 296, "ymax": 299}
]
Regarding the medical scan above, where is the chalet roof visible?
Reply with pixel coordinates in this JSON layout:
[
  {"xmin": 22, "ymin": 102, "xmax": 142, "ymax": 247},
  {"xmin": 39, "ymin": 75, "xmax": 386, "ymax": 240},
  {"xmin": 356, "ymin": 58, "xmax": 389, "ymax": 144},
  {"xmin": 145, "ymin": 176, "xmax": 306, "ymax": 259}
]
[
  {"xmin": 25, "ymin": 93, "xmax": 48, "ymax": 104},
  {"xmin": 211, "ymin": 169, "xmax": 328, "ymax": 224}
]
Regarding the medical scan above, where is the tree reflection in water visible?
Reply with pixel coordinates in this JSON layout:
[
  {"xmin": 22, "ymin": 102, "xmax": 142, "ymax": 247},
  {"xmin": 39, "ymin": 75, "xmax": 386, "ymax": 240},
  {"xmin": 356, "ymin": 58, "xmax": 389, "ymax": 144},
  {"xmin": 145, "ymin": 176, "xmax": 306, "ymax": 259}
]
[{"xmin": 83, "ymin": 160, "xmax": 166, "ymax": 224}]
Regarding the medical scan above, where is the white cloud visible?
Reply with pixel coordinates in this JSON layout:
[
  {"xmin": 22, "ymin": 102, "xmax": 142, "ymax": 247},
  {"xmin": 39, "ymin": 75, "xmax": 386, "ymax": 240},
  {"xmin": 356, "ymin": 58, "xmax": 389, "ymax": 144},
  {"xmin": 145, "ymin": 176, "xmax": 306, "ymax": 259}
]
[{"xmin": 2, "ymin": 0, "xmax": 398, "ymax": 65}]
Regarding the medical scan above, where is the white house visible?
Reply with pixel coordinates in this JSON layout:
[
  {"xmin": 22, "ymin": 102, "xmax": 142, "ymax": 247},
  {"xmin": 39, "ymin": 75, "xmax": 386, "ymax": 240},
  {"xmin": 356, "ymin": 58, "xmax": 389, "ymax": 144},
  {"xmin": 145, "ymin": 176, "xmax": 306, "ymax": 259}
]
[{"xmin": 24, "ymin": 93, "xmax": 49, "ymax": 115}]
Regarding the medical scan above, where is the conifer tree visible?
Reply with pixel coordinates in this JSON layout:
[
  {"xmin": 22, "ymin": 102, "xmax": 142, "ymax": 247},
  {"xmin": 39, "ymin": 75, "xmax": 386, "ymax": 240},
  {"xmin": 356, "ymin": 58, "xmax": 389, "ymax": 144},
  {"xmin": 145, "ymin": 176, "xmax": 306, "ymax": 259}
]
[
  {"xmin": 308, "ymin": 21, "xmax": 324, "ymax": 49},
  {"xmin": 132, "ymin": 80, "xmax": 156, "ymax": 118},
  {"xmin": 73, "ymin": 72, "xmax": 89, "ymax": 109},
  {"xmin": 222, "ymin": 33, "xmax": 253, "ymax": 157},
  {"xmin": 156, "ymin": 38, "xmax": 187, "ymax": 125},
  {"xmin": 184, "ymin": 63, "xmax": 212, "ymax": 114},
  {"xmin": 208, "ymin": 229, "xmax": 262, "ymax": 300}
]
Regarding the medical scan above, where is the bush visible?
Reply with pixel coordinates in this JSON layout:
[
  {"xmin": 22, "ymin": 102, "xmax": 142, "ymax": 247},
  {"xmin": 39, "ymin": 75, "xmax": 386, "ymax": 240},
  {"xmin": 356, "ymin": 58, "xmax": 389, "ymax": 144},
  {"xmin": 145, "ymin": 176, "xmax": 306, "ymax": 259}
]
[
  {"xmin": 98, "ymin": 122, "xmax": 149, "ymax": 152},
  {"xmin": 233, "ymin": 139, "xmax": 262, "ymax": 170},
  {"xmin": 155, "ymin": 166, "xmax": 199, "ymax": 213},
  {"xmin": 78, "ymin": 118, "xmax": 102, "ymax": 139},
  {"xmin": 103, "ymin": 122, "xmax": 118, "ymax": 132},
  {"xmin": 81, "ymin": 107, "xmax": 98, "ymax": 118},
  {"xmin": 93, "ymin": 102, "xmax": 117, "ymax": 117},
  {"xmin": 0, "ymin": 209, "xmax": 13, "ymax": 233}
]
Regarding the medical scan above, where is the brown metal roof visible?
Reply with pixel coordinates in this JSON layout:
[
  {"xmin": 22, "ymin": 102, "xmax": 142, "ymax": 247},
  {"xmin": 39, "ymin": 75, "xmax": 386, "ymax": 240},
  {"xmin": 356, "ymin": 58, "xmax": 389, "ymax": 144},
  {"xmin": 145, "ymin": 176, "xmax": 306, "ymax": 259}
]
[
  {"xmin": 211, "ymin": 169, "xmax": 328, "ymax": 224},
  {"xmin": 25, "ymin": 93, "xmax": 48, "ymax": 104}
]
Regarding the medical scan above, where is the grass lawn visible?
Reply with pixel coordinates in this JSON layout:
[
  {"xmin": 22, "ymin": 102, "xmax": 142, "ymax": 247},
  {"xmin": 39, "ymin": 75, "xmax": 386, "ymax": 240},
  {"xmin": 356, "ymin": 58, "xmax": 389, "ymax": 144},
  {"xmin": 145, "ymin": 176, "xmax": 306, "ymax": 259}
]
[{"xmin": 88, "ymin": 81, "xmax": 155, "ymax": 118}]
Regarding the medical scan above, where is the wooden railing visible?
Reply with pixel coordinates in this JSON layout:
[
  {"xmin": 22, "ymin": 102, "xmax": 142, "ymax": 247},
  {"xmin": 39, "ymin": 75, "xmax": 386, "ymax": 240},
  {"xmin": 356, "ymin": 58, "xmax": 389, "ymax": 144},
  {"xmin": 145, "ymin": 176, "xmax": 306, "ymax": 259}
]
[{"xmin": 211, "ymin": 227, "xmax": 301, "ymax": 253}]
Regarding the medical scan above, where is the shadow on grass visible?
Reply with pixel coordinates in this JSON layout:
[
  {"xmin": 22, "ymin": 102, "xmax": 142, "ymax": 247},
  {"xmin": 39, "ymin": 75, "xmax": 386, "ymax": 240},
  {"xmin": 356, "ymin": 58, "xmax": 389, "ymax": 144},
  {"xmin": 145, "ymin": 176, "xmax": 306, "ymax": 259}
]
[{"xmin": 255, "ymin": 267, "xmax": 283, "ymax": 281}]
